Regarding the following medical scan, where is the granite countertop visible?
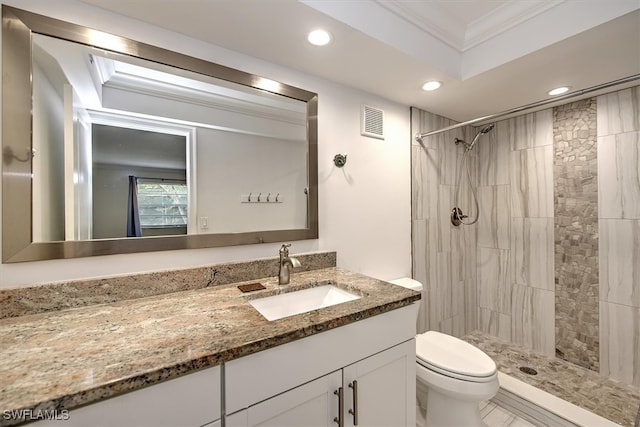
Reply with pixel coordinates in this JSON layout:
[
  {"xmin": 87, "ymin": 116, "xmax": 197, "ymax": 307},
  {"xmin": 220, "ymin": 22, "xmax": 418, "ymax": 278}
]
[{"xmin": 0, "ymin": 267, "xmax": 419, "ymax": 425}]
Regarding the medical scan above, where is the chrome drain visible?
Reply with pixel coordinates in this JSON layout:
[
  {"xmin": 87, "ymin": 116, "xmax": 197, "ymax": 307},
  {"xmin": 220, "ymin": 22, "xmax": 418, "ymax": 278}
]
[{"xmin": 519, "ymin": 366, "xmax": 538, "ymax": 375}]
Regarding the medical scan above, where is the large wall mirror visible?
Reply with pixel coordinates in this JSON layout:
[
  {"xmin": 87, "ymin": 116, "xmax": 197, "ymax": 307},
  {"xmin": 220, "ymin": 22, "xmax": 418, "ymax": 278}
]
[{"xmin": 2, "ymin": 6, "xmax": 318, "ymax": 262}]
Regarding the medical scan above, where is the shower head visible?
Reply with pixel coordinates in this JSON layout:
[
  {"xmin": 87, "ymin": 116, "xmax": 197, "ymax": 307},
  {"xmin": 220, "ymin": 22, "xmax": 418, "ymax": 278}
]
[
  {"xmin": 466, "ymin": 123, "xmax": 495, "ymax": 151},
  {"xmin": 480, "ymin": 124, "xmax": 495, "ymax": 134}
]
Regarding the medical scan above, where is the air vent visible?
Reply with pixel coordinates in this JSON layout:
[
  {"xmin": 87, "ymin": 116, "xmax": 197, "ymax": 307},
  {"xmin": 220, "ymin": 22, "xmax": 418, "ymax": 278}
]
[{"xmin": 361, "ymin": 105, "xmax": 384, "ymax": 140}]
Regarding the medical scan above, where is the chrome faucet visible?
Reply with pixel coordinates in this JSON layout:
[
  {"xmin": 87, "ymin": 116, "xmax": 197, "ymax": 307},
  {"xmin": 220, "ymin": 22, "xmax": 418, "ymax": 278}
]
[{"xmin": 278, "ymin": 244, "xmax": 301, "ymax": 285}]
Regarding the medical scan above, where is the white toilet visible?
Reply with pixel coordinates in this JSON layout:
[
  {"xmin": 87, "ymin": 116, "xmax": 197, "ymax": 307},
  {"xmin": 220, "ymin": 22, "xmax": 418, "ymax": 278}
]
[{"xmin": 390, "ymin": 278, "xmax": 499, "ymax": 427}]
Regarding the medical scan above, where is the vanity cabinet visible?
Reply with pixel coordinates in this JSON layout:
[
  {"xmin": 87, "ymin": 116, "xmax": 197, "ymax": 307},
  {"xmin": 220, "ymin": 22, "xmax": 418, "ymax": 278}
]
[
  {"xmin": 226, "ymin": 340, "xmax": 415, "ymax": 427},
  {"xmin": 225, "ymin": 305, "xmax": 416, "ymax": 427},
  {"xmin": 26, "ymin": 303, "xmax": 415, "ymax": 427},
  {"xmin": 32, "ymin": 365, "xmax": 221, "ymax": 427}
]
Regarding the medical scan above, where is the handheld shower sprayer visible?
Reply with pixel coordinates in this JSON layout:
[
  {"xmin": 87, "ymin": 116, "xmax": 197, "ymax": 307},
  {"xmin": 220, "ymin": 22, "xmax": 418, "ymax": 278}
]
[
  {"xmin": 451, "ymin": 123, "xmax": 495, "ymax": 226},
  {"xmin": 480, "ymin": 123, "xmax": 495, "ymax": 134},
  {"xmin": 455, "ymin": 123, "xmax": 495, "ymax": 152}
]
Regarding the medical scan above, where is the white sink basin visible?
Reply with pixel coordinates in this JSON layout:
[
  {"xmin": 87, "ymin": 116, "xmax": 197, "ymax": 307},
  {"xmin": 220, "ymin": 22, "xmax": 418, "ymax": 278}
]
[{"xmin": 249, "ymin": 285, "xmax": 361, "ymax": 321}]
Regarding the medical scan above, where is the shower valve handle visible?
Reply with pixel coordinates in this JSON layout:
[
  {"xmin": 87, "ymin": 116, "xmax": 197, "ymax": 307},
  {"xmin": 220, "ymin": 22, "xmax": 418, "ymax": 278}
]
[{"xmin": 451, "ymin": 207, "xmax": 468, "ymax": 226}]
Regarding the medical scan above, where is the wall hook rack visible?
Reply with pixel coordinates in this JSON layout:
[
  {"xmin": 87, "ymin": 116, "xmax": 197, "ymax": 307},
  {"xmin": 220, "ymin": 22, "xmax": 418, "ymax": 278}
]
[
  {"xmin": 333, "ymin": 153, "xmax": 347, "ymax": 168},
  {"xmin": 241, "ymin": 192, "xmax": 283, "ymax": 203}
]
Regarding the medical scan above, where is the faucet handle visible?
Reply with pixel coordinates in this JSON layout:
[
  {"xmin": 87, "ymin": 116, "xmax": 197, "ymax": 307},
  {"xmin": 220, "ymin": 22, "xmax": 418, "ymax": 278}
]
[{"xmin": 279, "ymin": 243, "xmax": 291, "ymax": 256}]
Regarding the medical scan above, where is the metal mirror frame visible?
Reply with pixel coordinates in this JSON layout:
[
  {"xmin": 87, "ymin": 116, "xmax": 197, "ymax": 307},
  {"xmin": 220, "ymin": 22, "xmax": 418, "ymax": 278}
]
[{"xmin": 1, "ymin": 5, "xmax": 318, "ymax": 262}]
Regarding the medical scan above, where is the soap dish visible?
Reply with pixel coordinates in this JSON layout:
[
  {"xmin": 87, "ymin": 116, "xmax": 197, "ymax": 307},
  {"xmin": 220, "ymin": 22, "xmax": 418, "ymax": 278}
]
[{"xmin": 237, "ymin": 283, "xmax": 266, "ymax": 293}]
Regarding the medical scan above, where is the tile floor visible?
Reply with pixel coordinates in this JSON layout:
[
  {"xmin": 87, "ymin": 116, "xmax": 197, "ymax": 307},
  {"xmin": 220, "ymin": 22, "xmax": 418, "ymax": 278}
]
[
  {"xmin": 463, "ymin": 331, "xmax": 640, "ymax": 426},
  {"xmin": 416, "ymin": 380, "xmax": 537, "ymax": 427},
  {"xmin": 480, "ymin": 401, "xmax": 537, "ymax": 427},
  {"xmin": 416, "ymin": 331, "xmax": 640, "ymax": 426},
  {"xmin": 416, "ymin": 397, "xmax": 537, "ymax": 427}
]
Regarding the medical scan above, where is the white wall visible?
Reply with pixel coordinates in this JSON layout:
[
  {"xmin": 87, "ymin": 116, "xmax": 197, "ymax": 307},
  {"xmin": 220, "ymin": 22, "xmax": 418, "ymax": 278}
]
[
  {"xmin": 103, "ymin": 83, "xmax": 309, "ymax": 233},
  {"xmin": 0, "ymin": 0, "xmax": 411, "ymax": 288},
  {"xmin": 196, "ymin": 128, "xmax": 308, "ymax": 233},
  {"xmin": 32, "ymin": 61, "xmax": 65, "ymax": 242}
]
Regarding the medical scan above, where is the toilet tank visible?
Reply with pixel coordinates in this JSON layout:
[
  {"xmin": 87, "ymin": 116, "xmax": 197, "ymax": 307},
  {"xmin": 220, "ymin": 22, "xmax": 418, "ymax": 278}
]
[{"xmin": 389, "ymin": 277, "xmax": 423, "ymax": 322}]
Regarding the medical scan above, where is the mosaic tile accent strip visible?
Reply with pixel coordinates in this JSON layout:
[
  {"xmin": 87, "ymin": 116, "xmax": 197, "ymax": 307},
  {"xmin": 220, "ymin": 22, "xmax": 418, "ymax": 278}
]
[
  {"xmin": 463, "ymin": 331, "xmax": 640, "ymax": 427},
  {"xmin": 553, "ymin": 98, "xmax": 599, "ymax": 371},
  {"xmin": 0, "ymin": 251, "xmax": 336, "ymax": 319}
]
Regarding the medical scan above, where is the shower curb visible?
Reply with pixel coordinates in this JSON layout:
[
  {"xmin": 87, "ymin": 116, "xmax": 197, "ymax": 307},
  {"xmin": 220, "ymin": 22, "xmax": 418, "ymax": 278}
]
[{"xmin": 492, "ymin": 372, "xmax": 621, "ymax": 427}]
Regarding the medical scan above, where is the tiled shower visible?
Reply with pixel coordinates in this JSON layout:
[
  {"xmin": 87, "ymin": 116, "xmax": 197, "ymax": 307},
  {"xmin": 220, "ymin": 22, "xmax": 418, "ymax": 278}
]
[{"xmin": 411, "ymin": 85, "xmax": 639, "ymax": 388}]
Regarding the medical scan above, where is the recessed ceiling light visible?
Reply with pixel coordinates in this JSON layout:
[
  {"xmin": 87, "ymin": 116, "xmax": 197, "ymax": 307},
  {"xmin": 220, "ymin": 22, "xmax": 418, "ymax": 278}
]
[
  {"xmin": 422, "ymin": 81, "xmax": 442, "ymax": 91},
  {"xmin": 548, "ymin": 86, "xmax": 570, "ymax": 96},
  {"xmin": 307, "ymin": 29, "xmax": 332, "ymax": 46}
]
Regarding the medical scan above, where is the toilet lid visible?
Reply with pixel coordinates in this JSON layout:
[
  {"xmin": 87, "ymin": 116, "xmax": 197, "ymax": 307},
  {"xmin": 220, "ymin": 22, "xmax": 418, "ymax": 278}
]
[{"xmin": 416, "ymin": 331, "xmax": 496, "ymax": 378}]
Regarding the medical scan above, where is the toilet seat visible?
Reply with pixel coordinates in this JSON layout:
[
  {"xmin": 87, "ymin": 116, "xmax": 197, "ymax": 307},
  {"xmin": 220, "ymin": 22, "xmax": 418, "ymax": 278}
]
[{"xmin": 416, "ymin": 331, "xmax": 497, "ymax": 383}]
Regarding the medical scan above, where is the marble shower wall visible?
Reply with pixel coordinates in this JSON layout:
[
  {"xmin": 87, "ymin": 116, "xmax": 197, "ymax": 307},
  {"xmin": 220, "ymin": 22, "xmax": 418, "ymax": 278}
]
[
  {"xmin": 476, "ymin": 109, "xmax": 556, "ymax": 356},
  {"xmin": 411, "ymin": 86, "xmax": 639, "ymax": 387},
  {"xmin": 411, "ymin": 108, "xmax": 477, "ymax": 336},
  {"xmin": 597, "ymin": 86, "xmax": 640, "ymax": 386}
]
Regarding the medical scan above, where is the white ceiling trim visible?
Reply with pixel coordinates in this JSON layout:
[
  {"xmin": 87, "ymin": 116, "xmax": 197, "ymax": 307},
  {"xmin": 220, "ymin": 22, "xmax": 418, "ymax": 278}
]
[
  {"xmin": 464, "ymin": 0, "xmax": 566, "ymax": 50},
  {"xmin": 300, "ymin": 0, "xmax": 462, "ymax": 78},
  {"xmin": 103, "ymin": 72, "xmax": 307, "ymax": 125},
  {"xmin": 462, "ymin": 0, "xmax": 640, "ymax": 79},
  {"xmin": 307, "ymin": 0, "xmax": 639, "ymax": 83},
  {"xmin": 374, "ymin": 0, "xmax": 567, "ymax": 52},
  {"xmin": 375, "ymin": 0, "xmax": 465, "ymax": 51}
]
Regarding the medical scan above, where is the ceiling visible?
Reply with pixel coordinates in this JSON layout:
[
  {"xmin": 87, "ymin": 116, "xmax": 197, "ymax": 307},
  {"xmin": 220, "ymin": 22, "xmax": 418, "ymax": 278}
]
[{"xmin": 78, "ymin": 0, "xmax": 640, "ymax": 122}]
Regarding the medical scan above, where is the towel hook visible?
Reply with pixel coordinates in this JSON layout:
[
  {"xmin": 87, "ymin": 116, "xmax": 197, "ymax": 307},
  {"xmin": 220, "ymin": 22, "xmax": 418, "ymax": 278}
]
[
  {"xmin": 333, "ymin": 153, "xmax": 347, "ymax": 168},
  {"xmin": 3, "ymin": 147, "xmax": 35, "ymax": 165}
]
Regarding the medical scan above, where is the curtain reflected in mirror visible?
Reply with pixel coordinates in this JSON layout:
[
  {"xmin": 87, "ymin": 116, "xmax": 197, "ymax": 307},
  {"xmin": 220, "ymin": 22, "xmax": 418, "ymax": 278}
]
[{"xmin": 126, "ymin": 176, "xmax": 141, "ymax": 238}]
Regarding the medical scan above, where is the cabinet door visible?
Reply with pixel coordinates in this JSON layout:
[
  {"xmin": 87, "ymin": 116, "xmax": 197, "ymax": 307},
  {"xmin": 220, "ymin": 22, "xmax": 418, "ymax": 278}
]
[
  {"xmin": 227, "ymin": 370, "xmax": 342, "ymax": 427},
  {"xmin": 343, "ymin": 340, "xmax": 415, "ymax": 427}
]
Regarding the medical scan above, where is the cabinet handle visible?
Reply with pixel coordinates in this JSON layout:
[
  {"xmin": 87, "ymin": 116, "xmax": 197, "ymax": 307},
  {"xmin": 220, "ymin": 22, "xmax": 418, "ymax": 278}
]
[
  {"xmin": 348, "ymin": 381, "xmax": 359, "ymax": 425},
  {"xmin": 334, "ymin": 387, "xmax": 344, "ymax": 427}
]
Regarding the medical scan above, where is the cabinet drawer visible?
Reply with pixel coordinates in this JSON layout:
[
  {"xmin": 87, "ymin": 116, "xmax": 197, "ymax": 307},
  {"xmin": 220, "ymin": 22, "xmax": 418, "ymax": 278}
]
[{"xmin": 32, "ymin": 365, "xmax": 221, "ymax": 427}]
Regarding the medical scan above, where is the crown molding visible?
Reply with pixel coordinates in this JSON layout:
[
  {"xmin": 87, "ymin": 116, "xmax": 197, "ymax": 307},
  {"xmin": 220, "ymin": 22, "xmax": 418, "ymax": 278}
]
[
  {"xmin": 375, "ymin": 0, "xmax": 567, "ymax": 52},
  {"xmin": 89, "ymin": 55, "xmax": 306, "ymax": 126},
  {"xmin": 464, "ymin": 0, "xmax": 566, "ymax": 50},
  {"xmin": 375, "ymin": 0, "xmax": 465, "ymax": 50}
]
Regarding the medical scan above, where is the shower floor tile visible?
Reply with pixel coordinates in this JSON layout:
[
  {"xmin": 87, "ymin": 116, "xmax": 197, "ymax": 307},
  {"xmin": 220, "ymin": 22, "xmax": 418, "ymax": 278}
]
[{"xmin": 463, "ymin": 331, "xmax": 640, "ymax": 426}]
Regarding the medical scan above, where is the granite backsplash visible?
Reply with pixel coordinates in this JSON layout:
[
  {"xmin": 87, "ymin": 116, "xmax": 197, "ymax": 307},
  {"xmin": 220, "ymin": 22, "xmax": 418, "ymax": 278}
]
[{"xmin": 0, "ymin": 251, "xmax": 336, "ymax": 319}]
